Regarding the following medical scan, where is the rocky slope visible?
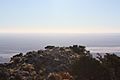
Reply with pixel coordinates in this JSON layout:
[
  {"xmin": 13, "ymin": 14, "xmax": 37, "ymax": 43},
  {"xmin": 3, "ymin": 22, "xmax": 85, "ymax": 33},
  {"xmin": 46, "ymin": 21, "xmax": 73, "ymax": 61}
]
[{"xmin": 0, "ymin": 45, "xmax": 89, "ymax": 80}]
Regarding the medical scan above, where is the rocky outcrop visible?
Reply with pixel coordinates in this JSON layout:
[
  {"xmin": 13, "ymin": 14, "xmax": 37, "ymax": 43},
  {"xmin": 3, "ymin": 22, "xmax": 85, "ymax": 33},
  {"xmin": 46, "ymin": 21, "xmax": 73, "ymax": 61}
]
[{"xmin": 0, "ymin": 45, "xmax": 89, "ymax": 80}]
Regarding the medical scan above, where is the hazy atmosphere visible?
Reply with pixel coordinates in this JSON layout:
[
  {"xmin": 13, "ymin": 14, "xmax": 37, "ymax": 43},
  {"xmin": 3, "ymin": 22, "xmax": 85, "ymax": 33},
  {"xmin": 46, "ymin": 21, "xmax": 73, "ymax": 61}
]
[
  {"xmin": 0, "ymin": 1, "xmax": 120, "ymax": 80},
  {"xmin": 0, "ymin": 0, "xmax": 120, "ymax": 33}
]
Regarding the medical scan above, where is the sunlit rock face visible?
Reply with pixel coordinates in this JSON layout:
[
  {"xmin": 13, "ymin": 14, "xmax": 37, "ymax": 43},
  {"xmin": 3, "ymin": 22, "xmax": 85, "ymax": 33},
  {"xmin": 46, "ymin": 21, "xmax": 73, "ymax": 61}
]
[{"xmin": 0, "ymin": 45, "xmax": 88, "ymax": 80}]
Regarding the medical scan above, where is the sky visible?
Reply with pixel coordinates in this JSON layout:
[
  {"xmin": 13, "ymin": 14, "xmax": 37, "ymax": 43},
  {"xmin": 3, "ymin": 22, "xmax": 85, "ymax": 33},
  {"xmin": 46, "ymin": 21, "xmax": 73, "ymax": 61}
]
[{"xmin": 0, "ymin": 0, "xmax": 120, "ymax": 33}]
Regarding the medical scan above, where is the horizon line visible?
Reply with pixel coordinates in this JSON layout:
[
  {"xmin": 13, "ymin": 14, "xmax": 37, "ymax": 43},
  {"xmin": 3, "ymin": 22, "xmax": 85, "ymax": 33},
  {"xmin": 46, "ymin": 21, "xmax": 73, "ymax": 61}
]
[{"xmin": 0, "ymin": 32, "xmax": 120, "ymax": 34}]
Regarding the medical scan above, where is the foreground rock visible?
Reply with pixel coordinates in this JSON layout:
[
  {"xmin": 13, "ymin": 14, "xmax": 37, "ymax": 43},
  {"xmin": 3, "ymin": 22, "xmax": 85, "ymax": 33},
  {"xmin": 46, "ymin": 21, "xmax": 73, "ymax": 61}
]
[{"xmin": 0, "ymin": 45, "xmax": 89, "ymax": 80}]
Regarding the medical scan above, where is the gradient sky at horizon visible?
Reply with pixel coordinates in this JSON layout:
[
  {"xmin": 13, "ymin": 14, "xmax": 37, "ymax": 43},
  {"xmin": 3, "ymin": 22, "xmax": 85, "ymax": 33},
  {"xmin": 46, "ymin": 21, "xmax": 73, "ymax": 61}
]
[{"xmin": 0, "ymin": 0, "xmax": 120, "ymax": 33}]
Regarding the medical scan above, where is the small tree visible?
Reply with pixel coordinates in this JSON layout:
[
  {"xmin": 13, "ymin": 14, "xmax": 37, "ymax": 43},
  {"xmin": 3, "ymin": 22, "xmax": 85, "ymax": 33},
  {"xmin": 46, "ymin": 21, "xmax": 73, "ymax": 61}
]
[
  {"xmin": 98, "ymin": 53, "xmax": 120, "ymax": 80},
  {"xmin": 71, "ymin": 56, "xmax": 111, "ymax": 80},
  {"xmin": 45, "ymin": 46, "xmax": 55, "ymax": 49}
]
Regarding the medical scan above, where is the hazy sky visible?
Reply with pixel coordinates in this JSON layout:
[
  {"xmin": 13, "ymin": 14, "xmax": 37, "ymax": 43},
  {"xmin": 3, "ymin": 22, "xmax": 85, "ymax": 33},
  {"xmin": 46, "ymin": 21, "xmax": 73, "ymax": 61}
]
[{"xmin": 0, "ymin": 0, "xmax": 120, "ymax": 33}]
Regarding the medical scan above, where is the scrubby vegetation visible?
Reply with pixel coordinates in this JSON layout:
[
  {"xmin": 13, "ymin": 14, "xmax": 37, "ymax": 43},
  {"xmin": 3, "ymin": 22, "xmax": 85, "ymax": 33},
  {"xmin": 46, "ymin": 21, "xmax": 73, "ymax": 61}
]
[{"xmin": 0, "ymin": 45, "xmax": 120, "ymax": 80}]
